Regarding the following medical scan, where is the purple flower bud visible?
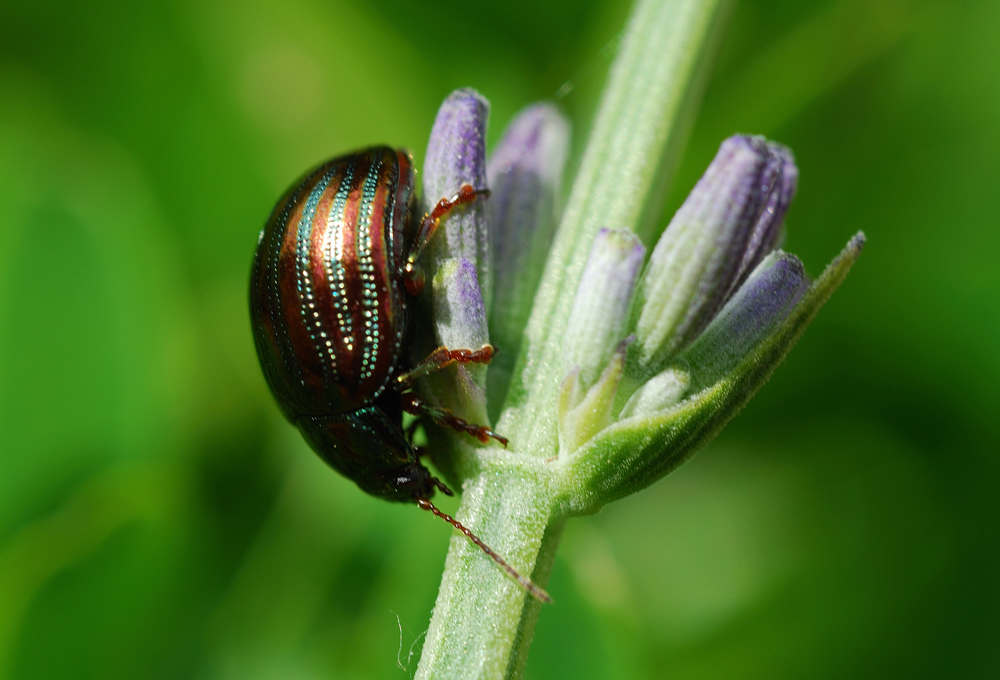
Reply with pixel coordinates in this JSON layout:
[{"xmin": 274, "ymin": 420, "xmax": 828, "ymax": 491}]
[
  {"xmin": 635, "ymin": 135, "xmax": 799, "ymax": 372},
  {"xmin": 432, "ymin": 258, "xmax": 489, "ymax": 351},
  {"xmin": 726, "ymin": 142, "xmax": 798, "ymax": 298},
  {"xmin": 679, "ymin": 250, "xmax": 809, "ymax": 391},
  {"xmin": 484, "ymin": 102, "xmax": 570, "ymax": 413},
  {"xmin": 423, "ymin": 88, "xmax": 491, "ymax": 307},
  {"xmin": 488, "ymin": 103, "xmax": 570, "ymax": 330},
  {"xmin": 429, "ymin": 257, "xmax": 490, "ymax": 424},
  {"xmin": 564, "ymin": 228, "xmax": 645, "ymax": 390}
]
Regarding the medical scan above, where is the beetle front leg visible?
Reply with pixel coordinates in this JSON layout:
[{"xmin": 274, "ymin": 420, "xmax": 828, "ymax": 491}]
[
  {"xmin": 403, "ymin": 184, "xmax": 489, "ymax": 296},
  {"xmin": 401, "ymin": 393, "xmax": 508, "ymax": 447},
  {"xmin": 396, "ymin": 344, "xmax": 495, "ymax": 384},
  {"xmin": 411, "ymin": 184, "xmax": 490, "ymax": 261}
]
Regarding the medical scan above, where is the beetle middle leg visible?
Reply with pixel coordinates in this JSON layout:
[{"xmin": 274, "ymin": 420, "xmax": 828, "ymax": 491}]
[
  {"xmin": 396, "ymin": 344, "xmax": 506, "ymax": 445},
  {"xmin": 400, "ymin": 392, "xmax": 508, "ymax": 447}
]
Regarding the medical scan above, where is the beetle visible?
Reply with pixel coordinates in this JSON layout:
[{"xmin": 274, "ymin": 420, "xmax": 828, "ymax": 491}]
[{"xmin": 249, "ymin": 146, "xmax": 549, "ymax": 602}]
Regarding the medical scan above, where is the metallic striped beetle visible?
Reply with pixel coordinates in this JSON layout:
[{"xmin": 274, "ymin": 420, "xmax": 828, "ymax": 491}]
[{"xmin": 250, "ymin": 147, "xmax": 549, "ymax": 602}]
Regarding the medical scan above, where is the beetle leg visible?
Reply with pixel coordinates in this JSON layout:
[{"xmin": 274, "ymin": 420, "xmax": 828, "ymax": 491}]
[
  {"xmin": 405, "ymin": 184, "xmax": 489, "ymax": 274},
  {"xmin": 396, "ymin": 344, "xmax": 495, "ymax": 384},
  {"xmin": 400, "ymin": 393, "xmax": 508, "ymax": 447},
  {"xmin": 416, "ymin": 498, "xmax": 551, "ymax": 604}
]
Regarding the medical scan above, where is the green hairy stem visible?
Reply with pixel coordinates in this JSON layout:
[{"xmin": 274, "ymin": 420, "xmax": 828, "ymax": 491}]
[{"xmin": 416, "ymin": 1, "xmax": 729, "ymax": 677}]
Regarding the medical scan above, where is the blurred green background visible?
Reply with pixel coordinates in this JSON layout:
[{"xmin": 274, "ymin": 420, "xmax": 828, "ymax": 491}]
[{"xmin": 1, "ymin": 0, "xmax": 998, "ymax": 677}]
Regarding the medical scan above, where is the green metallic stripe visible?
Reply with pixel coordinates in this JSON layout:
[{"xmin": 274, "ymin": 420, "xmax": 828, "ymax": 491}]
[
  {"xmin": 320, "ymin": 161, "xmax": 356, "ymax": 375},
  {"xmin": 355, "ymin": 152, "xmax": 385, "ymax": 385},
  {"xmin": 295, "ymin": 165, "xmax": 339, "ymax": 381}
]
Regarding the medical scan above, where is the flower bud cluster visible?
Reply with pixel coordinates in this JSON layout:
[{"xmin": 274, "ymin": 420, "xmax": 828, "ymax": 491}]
[
  {"xmin": 420, "ymin": 89, "xmax": 862, "ymax": 504},
  {"xmin": 556, "ymin": 135, "xmax": 817, "ymax": 454}
]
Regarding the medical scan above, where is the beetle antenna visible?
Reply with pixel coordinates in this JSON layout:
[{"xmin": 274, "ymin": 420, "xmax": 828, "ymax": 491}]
[
  {"xmin": 430, "ymin": 477, "xmax": 454, "ymax": 496},
  {"xmin": 416, "ymin": 498, "xmax": 553, "ymax": 604}
]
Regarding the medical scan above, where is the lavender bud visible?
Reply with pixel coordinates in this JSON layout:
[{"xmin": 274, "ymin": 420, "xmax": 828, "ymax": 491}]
[
  {"xmin": 634, "ymin": 135, "xmax": 798, "ymax": 372},
  {"xmin": 432, "ymin": 258, "xmax": 489, "ymax": 352},
  {"xmin": 485, "ymin": 103, "xmax": 570, "ymax": 414},
  {"xmin": 680, "ymin": 250, "xmax": 809, "ymax": 391},
  {"xmin": 726, "ymin": 143, "xmax": 798, "ymax": 298},
  {"xmin": 488, "ymin": 103, "xmax": 570, "ymax": 345},
  {"xmin": 564, "ymin": 229, "xmax": 645, "ymax": 390},
  {"xmin": 423, "ymin": 88, "xmax": 491, "ymax": 307},
  {"xmin": 429, "ymin": 257, "xmax": 490, "ymax": 423}
]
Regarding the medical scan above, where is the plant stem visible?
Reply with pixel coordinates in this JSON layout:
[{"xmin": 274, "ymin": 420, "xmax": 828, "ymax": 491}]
[
  {"xmin": 416, "ymin": 456, "xmax": 558, "ymax": 679},
  {"xmin": 416, "ymin": 0, "xmax": 727, "ymax": 677}
]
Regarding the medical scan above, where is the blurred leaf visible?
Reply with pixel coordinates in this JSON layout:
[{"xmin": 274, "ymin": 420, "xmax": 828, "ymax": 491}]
[
  {"xmin": 0, "ymin": 69, "xmax": 194, "ymax": 537},
  {"xmin": 590, "ymin": 417, "xmax": 951, "ymax": 679}
]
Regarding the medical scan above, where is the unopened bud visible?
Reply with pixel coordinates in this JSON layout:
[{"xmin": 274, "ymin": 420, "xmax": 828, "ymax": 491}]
[
  {"xmin": 634, "ymin": 135, "xmax": 798, "ymax": 372},
  {"xmin": 564, "ymin": 229, "xmax": 645, "ymax": 390}
]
